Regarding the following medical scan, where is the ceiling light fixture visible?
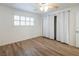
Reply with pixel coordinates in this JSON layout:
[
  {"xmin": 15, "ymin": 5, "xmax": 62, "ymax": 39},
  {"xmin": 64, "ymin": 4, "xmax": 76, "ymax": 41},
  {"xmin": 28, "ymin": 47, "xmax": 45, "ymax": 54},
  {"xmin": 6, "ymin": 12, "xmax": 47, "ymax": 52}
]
[
  {"xmin": 39, "ymin": 3, "xmax": 59, "ymax": 12},
  {"xmin": 40, "ymin": 3, "xmax": 48, "ymax": 12}
]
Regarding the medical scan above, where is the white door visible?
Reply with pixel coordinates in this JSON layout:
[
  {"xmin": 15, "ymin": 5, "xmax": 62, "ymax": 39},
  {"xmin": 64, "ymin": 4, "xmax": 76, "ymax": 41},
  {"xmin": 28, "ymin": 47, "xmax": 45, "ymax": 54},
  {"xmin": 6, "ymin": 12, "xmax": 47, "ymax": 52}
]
[
  {"xmin": 76, "ymin": 11, "xmax": 79, "ymax": 48},
  {"xmin": 50, "ymin": 15, "xmax": 54, "ymax": 39},
  {"xmin": 64, "ymin": 10, "xmax": 70, "ymax": 44},
  {"xmin": 43, "ymin": 16, "xmax": 46, "ymax": 37},
  {"xmin": 59, "ymin": 12, "xmax": 64, "ymax": 42},
  {"xmin": 56, "ymin": 13, "xmax": 61, "ymax": 41},
  {"xmin": 43, "ymin": 15, "xmax": 50, "ymax": 38},
  {"xmin": 57, "ymin": 12, "xmax": 65, "ymax": 42},
  {"xmin": 56, "ymin": 10, "xmax": 70, "ymax": 43},
  {"xmin": 45, "ymin": 15, "xmax": 50, "ymax": 38}
]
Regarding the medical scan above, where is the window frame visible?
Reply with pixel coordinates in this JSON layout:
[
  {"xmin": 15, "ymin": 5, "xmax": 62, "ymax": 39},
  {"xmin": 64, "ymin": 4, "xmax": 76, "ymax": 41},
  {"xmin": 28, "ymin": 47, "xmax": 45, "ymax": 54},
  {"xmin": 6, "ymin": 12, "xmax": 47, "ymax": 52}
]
[{"xmin": 14, "ymin": 15, "xmax": 34, "ymax": 26}]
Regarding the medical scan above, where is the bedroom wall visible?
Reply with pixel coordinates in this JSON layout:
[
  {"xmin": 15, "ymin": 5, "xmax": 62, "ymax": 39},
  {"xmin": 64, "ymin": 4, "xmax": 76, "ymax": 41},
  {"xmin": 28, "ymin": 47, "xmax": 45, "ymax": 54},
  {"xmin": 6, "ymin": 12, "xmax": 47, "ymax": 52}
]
[{"xmin": 0, "ymin": 5, "xmax": 42, "ymax": 46}]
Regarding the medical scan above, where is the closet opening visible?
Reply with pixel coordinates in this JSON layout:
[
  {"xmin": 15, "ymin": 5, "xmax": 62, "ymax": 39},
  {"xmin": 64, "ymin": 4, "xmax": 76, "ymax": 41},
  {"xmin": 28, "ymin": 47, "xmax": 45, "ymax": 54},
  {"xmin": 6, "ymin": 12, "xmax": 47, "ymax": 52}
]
[{"xmin": 54, "ymin": 16, "xmax": 57, "ymax": 40}]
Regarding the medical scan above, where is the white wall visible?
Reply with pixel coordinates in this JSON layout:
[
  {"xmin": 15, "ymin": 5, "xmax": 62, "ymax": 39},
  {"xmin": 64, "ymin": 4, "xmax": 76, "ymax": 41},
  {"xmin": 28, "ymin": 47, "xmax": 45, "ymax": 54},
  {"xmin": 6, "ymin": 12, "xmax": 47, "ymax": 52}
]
[
  {"xmin": 75, "ymin": 7, "xmax": 79, "ymax": 47},
  {"xmin": 0, "ymin": 5, "xmax": 42, "ymax": 46},
  {"xmin": 69, "ymin": 6, "xmax": 79, "ymax": 47}
]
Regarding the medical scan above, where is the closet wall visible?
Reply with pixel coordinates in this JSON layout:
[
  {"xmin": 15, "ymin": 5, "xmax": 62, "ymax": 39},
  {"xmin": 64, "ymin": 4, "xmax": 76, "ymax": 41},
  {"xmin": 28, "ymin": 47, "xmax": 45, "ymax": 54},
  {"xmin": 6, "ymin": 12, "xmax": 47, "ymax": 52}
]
[{"xmin": 43, "ymin": 9, "xmax": 70, "ymax": 45}]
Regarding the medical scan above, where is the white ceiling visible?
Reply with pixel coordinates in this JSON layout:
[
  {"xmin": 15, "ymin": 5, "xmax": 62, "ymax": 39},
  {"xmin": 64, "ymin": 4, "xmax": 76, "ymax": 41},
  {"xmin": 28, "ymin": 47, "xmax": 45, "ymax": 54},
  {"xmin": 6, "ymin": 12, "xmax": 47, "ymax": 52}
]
[{"xmin": 0, "ymin": 3, "xmax": 79, "ymax": 14}]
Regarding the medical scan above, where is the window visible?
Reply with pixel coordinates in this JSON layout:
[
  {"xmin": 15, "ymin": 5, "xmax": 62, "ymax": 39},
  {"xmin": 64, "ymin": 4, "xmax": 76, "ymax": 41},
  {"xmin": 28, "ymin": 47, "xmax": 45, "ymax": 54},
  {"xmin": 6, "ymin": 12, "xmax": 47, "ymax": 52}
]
[
  {"xmin": 14, "ymin": 15, "xmax": 34, "ymax": 26},
  {"xmin": 14, "ymin": 15, "xmax": 19, "ymax": 20},
  {"xmin": 20, "ymin": 16, "xmax": 26, "ymax": 25},
  {"xmin": 26, "ymin": 17, "xmax": 30, "ymax": 26},
  {"xmin": 14, "ymin": 15, "xmax": 20, "ymax": 26},
  {"xmin": 30, "ymin": 17, "xmax": 34, "ymax": 26}
]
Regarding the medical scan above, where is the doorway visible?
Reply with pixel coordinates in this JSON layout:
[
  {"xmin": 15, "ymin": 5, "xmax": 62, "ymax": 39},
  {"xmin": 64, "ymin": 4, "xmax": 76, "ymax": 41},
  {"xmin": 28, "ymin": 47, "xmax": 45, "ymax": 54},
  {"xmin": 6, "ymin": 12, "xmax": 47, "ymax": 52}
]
[{"xmin": 54, "ymin": 16, "xmax": 57, "ymax": 40}]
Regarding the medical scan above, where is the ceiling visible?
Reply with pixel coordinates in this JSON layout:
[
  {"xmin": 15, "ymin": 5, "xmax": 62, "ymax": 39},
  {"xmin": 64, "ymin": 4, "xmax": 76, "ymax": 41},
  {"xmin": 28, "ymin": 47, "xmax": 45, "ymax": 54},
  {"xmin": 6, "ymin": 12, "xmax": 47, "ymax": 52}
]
[{"xmin": 0, "ymin": 3, "xmax": 79, "ymax": 14}]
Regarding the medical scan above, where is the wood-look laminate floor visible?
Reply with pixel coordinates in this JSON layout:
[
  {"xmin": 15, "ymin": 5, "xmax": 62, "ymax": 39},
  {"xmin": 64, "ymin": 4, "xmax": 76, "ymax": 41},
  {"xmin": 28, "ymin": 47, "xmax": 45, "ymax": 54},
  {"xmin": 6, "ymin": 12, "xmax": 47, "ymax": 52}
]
[{"xmin": 0, "ymin": 37, "xmax": 79, "ymax": 56}]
